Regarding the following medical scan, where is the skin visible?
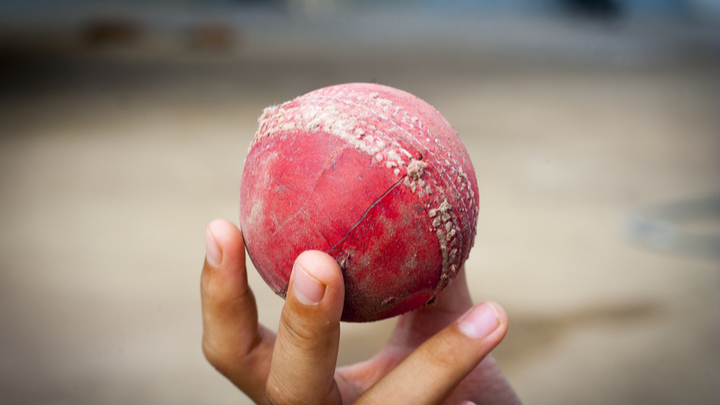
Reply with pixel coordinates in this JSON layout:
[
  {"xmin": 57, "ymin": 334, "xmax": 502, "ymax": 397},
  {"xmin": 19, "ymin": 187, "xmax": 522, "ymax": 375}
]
[{"xmin": 201, "ymin": 219, "xmax": 521, "ymax": 405}]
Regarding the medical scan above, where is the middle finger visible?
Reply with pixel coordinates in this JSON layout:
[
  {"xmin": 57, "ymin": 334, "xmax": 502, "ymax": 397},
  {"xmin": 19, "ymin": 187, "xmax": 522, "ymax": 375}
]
[{"xmin": 265, "ymin": 251, "xmax": 346, "ymax": 405}]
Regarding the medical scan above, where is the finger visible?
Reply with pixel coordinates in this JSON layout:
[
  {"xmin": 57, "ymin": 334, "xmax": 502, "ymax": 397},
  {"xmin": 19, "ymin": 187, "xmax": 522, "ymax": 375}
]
[
  {"xmin": 265, "ymin": 251, "xmax": 345, "ymax": 405},
  {"xmin": 356, "ymin": 301, "xmax": 509, "ymax": 405},
  {"xmin": 201, "ymin": 219, "xmax": 275, "ymax": 403}
]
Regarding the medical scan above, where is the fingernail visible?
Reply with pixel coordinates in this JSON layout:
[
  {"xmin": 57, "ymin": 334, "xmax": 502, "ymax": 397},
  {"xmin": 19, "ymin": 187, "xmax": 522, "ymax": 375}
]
[
  {"xmin": 458, "ymin": 302, "xmax": 500, "ymax": 339},
  {"xmin": 292, "ymin": 263, "xmax": 326, "ymax": 305},
  {"xmin": 205, "ymin": 227, "xmax": 222, "ymax": 267}
]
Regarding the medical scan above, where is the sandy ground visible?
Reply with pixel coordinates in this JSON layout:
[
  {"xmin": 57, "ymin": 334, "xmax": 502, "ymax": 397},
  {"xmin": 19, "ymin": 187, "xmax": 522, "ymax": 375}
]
[{"xmin": 1, "ymin": 12, "xmax": 719, "ymax": 404}]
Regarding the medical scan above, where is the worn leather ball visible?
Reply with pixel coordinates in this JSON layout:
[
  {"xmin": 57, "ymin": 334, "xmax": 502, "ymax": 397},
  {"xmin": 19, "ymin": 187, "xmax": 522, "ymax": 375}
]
[{"xmin": 239, "ymin": 83, "xmax": 479, "ymax": 322}]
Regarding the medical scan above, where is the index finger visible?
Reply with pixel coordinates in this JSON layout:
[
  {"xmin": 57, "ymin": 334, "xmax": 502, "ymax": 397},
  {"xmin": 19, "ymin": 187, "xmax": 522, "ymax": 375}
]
[{"xmin": 201, "ymin": 219, "xmax": 276, "ymax": 403}]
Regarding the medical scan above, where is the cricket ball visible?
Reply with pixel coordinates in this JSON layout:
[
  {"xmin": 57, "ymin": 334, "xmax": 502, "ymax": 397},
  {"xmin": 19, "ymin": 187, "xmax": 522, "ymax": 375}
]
[{"xmin": 239, "ymin": 83, "xmax": 479, "ymax": 322}]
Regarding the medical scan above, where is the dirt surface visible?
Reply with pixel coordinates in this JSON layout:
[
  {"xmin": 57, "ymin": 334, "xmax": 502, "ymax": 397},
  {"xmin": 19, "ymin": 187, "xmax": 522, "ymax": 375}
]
[{"xmin": 1, "ymin": 15, "xmax": 719, "ymax": 404}]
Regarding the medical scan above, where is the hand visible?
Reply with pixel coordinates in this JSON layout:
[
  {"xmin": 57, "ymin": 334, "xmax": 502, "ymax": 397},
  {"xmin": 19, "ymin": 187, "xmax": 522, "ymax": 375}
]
[{"xmin": 201, "ymin": 219, "xmax": 520, "ymax": 405}]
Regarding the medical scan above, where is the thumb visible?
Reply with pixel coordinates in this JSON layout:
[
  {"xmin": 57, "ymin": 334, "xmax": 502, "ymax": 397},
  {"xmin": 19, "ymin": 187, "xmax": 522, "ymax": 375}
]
[
  {"xmin": 357, "ymin": 301, "xmax": 510, "ymax": 405},
  {"xmin": 265, "ymin": 251, "xmax": 345, "ymax": 405}
]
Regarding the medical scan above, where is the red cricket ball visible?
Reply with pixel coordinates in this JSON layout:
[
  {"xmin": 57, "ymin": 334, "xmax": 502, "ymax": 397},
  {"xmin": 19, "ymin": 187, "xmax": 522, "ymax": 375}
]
[{"xmin": 239, "ymin": 83, "xmax": 479, "ymax": 322}]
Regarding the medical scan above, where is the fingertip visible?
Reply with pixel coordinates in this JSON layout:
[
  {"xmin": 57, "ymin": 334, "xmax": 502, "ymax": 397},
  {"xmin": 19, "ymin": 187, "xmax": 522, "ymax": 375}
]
[
  {"xmin": 205, "ymin": 227, "xmax": 222, "ymax": 267},
  {"xmin": 293, "ymin": 250, "xmax": 343, "ymax": 287},
  {"xmin": 486, "ymin": 301, "xmax": 508, "ymax": 329},
  {"xmin": 478, "ymin": 301, "xmax": 508, "ymax": 329},
  {"xmin": 202, "ymin": 220, "xmax": 246, "ymax": 296},
  {"xmin": 485, "ymin": 301, "xmax": 509, "ymax": 343},
  {"xmin": 205, "ymin": 219, "xmax": 244, "ymax": 267},
  {"xmin": 457, "ymin": 301, "xmax": 508, "ymax": 350},
  {"xmin": 292, "ymin": 263, "xmax": 327, "ymax": 306},
  {"xmin": 457, "ymin": 301, "xmax": 508, "ymax": 341},
  {"xmin": 208, "ymin": 219, "xmax": 243, "ymax": 249}
]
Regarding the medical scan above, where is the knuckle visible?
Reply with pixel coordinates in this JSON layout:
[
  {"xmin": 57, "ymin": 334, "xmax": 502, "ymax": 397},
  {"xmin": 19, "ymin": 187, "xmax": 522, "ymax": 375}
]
[
  {"xmin": 279, "ymin": 309, "xmax": 324, "ymax": 347},
  {"xmin": 265, "ymin": 390, "xmax": 286, "ymax": 405},
  {"xmin": 202, "ymin": 338, "xmax": 230, "ymax": 375},
  {"xmin": 266, "ymin": 380, "xmax": 336, "ymax": 405},
  {"xmin": 265, "ymin": 379, "xmax": 301, "ymax": 405},
  {"xmin": 202, "ymin": 332, "xmax": 264, "ymax": 373}
]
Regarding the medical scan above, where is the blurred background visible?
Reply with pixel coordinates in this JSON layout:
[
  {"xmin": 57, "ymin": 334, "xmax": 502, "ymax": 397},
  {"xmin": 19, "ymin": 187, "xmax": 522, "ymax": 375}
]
[{"xmin": 1, "ymin": 0, "xmax": 719, "ymax": 404}]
